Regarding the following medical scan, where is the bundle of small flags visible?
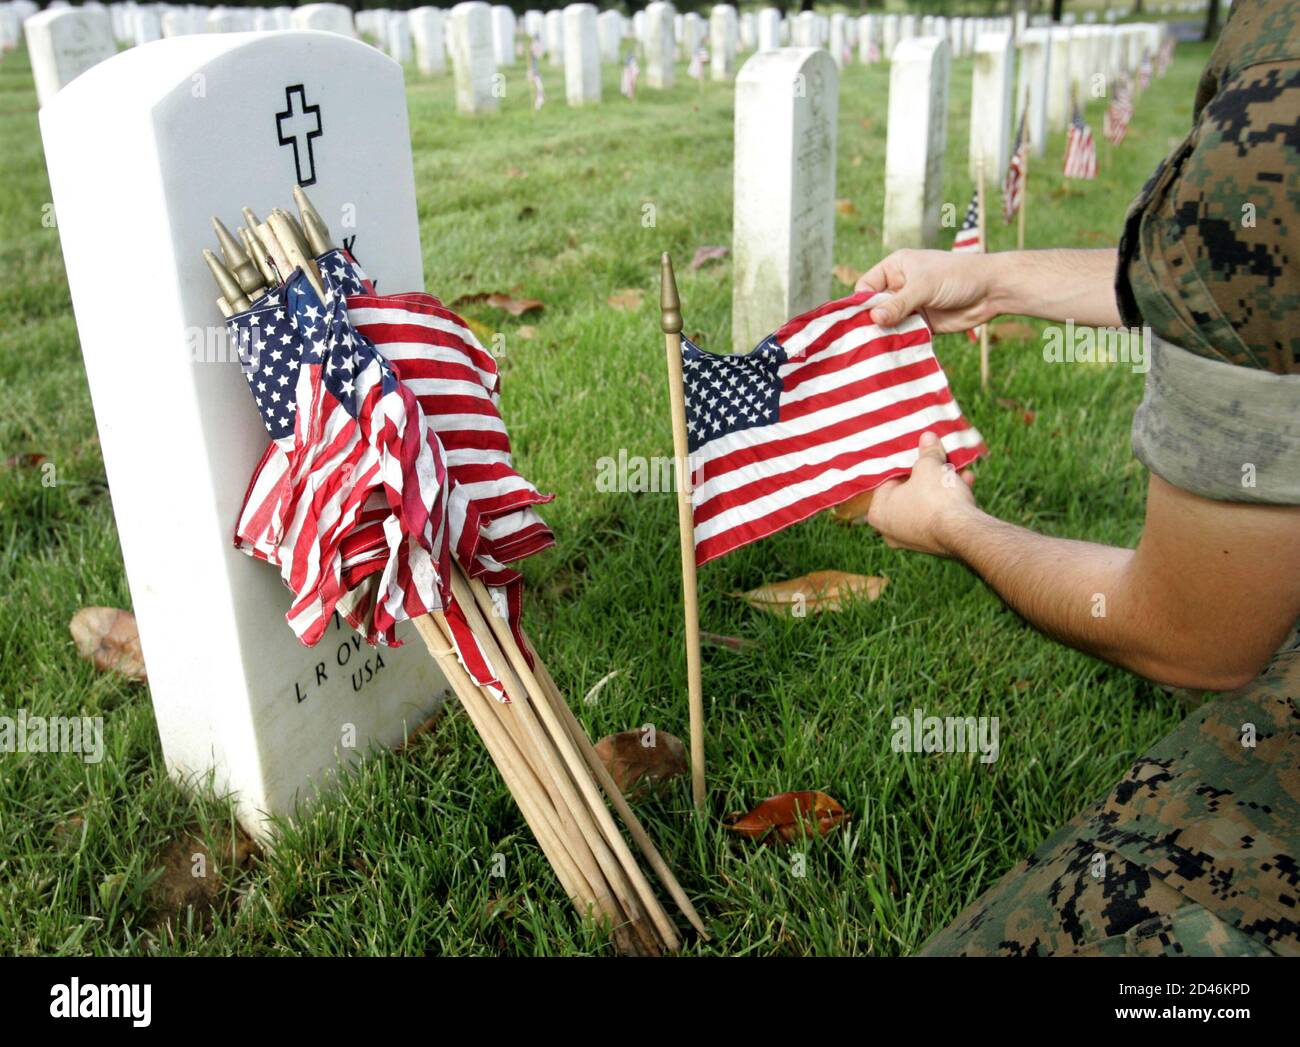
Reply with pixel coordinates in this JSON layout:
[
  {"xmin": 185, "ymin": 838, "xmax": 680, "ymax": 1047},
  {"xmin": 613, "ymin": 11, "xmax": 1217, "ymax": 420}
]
[
  {"xmin": 621, "ymin": 49, "xmax": 640, "ymax": 100},
  {"xmin": 1104, "ymin": 78, "xmax": 1133, "ymax": 145},
  {"xmin": 1001, "ymin": 113, "xmax": 1027, "ymax": 224},
  {"xmin": 1063, "ymin": 101, "xmax": 1097, "ymax": 180}
]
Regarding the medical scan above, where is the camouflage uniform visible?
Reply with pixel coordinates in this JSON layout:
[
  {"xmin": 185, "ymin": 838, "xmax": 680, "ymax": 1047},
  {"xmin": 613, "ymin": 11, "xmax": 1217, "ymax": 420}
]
[{"xmin": 923, "ymin": 0, "xmax": 1300, "ymax": 956}]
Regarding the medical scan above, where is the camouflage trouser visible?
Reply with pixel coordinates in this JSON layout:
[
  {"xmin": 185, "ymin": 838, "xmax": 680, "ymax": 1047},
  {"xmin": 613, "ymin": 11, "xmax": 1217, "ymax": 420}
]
[{"xmin": 919, "ymin": 641, "xmax": 1300, "ymax": 957}]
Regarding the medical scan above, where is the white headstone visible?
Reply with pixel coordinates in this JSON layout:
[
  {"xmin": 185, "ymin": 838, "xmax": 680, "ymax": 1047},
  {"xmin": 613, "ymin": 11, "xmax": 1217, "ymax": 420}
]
[
  {"xmin": 563, "ymin": 3, "xmax": 599, "ymax": 105},
  {"xmin": 1046, "ymin": 27, "xmax": 1072, "ymax": 133},
  {"xmin": 291, "ymin": 3, "xmax": 356, "ymax": 38},
  {"xmin": 1016, "ymin": 27, "xmax": 1051, "ymax": 158},
  {"xmin": 681, "ymin": 10, "xmax": 703, "ymax": 58},
  {"xmin": 732, "ymin": 48, "xmax": 838, "ymax": 354},
  {"xmin": 709, "ymin": 4, "xmax": 737, "ymax": 81},
  {"xmin": 449, "ymin": 1, "xmax": 498, "ymax": 113},
  {"xmin": 410, "ymin": 7, "xmax": 447, "ymax": 75},
  {"xmin": 597, "ymin": 8, "xmax": 620, "ymax": 63},
  {"xmin": 882, "ymin": 35, "xmax": 949, "ymax": 250},
  {"xmin": 208, "ymin": 8, "xmax": 252, "ymax": 34},
  {"xmin": 387, "ymin": 14, "xmax": 412, "ymax": 65},
  {"xmin": 644, "ymin": 1, "xmax": 674, "ymax": 89},
  {"xmin": 792, "ymin": 9, "xmax": 816, "ymax": 48},
  {"xmin": 40, "ymin": 31, "xmax": 446, "ymax": 843},
  {"xmin": 880, "ymin": 13, "xmax": 898, "ymax": 58},
  {"xmin": 132, "ymin": 7, "xmax": 161, "ymax": 45},
  {"xmin": 828, "ymin": 11, "xmax": 848, "ymax": 69},
  {"xmin": 544, "ymin": 8, "xmax": 563, "ymax": 66},
  {"xmin": 491, "ymin": 4, "xmax": 515, "ymax": 67},
  {"xmin": 756, "ymin": 7, "xmax": 779, "ymax": 53},
  {"xmin": 969, "ymin": 32, "xmax": 1013, "ymax": 181},
  {"xmin": 739, "ymin": 10, "xmax": 754, "ymax": 51},
  {"xmin": 24, "ymin": 8, "xmax": 115, "ymax": 107}
]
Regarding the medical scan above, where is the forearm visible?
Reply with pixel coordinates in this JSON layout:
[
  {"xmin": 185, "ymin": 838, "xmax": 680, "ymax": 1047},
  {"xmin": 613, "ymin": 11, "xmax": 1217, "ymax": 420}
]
[
  {"xmin": 987, "ymin": 249, "xmax": 1123, "ymax": 328},
  {"xmin": 936, "ymin": 505, "xmax": 1154, "ymax": 678}
]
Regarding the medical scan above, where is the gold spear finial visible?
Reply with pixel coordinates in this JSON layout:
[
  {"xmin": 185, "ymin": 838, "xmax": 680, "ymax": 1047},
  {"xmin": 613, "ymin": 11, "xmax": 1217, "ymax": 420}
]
[
  {"xmin": 240, "ymin": 225, "xmax": 276, "ymax": 286},
  {"xmin": 210, "ymin": 216, "xmax": 262, "ymax": 295},
  {"xmin": 292, "ymin": 185, "xmax": 332, "ymax": 252},
  {"xmin": 660, "ymin": 252, "xmax": 682, "ymax": 335},
  {"xmin": 203, "ymin": 249, "xmax": 251, "ymax": 313}
]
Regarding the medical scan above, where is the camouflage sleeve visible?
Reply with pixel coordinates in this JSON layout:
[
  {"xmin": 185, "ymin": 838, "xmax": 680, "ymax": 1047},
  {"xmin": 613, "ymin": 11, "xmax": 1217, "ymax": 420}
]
[{"xmin": 1117, "ymin": 0, "xmax": 1300, "ymax": 374}]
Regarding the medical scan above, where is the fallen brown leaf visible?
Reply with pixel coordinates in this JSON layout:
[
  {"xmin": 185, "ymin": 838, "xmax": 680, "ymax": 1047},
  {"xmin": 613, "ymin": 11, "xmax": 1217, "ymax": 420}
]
[
  {"xmin": 996, "ymin": 397, "xmax": 1037, "ymax": 425},
  {"xmin": 734, "ymin": 571, "xmax": 888, "ymax": 615},
  {"xmin": 607, "ymin": 288, "xmax": 645, "ymax": 311},
  {"xmin": 4, "ymin": 452, "xmax": 48, "ymax": 469},
  {"xmin": 828, "ymin": 489, "xmax": 875, "ymax": 523},
  {"xmin": 69, "ymin": 607, "xmax": 147, "ymax": 681},
  {"xmin": 833, "ymin": 264, "xmax": 862, "ymax": 287},
  {"xmin": 594, "ymin": 728, "xmax": 687, "ymax": 797},
  {"xmin": 835, "ymin": 198, "xmax": 858, "ymax": 216},
  {"xmin": 147, "ymin": 824, "xmax": 261, "ymax": 933},
  {"xmin": 689, "ymin": 245, "xmax": 729, "ymax": 271},
  {"xmin": 516, "ymin": 325, "xmax": 536, "ymax": 340},
  {"xmin": 451, "ymin": 292, "xmax": 543, "ymax": 317},
  {"xmin": 725, "ymin": 791, "xmax": 848, "ymax": 843}
]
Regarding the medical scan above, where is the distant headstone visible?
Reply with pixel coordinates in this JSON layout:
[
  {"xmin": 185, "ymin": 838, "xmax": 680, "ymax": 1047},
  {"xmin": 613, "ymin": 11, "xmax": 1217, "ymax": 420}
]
[
  {"xmin": 792, "ymin": 9, "xmax": 816, "ymax": 47},
  {"xmin": 544, "ymin": 8, "xmax": 563, "ymax": 66},
  {"xmin": 563, "ymin": 3, "xmax": 600, "ymax": 105},
  {"xmin": 1016, "ymin": 27, "xmax": 1051, "ymax": 157},
  {"xmin": 1046, "ymin": 27, "xmax": 1072, "ymax": 132},
  {"xmin": 449, "ymin": 1, "xmax": 499, "ymax": 113},
  {"xmin": 756, "ymin": 7, "xmax": 779, "ymax": 52},
  {"xmin": 387, "ymin": 14, "xmax": 412, "ymax": 65},
  {"xmin": 857, "ymin": 14, "xmax": 878, "ymax": 62},
  {"xmin": 880, "ymin": 13, "xmax": 898, "ymax": 58},
  {"xmin": 40, "ymin": 31, "xmax": 447, "ymax": 843},
  {"xmin": 732, "ymin": 48, "xmax": 838, "ymax": 354},
  {"xmin": 882, "ymin": 35, "xmax": 949, "ymax": 250},
  {"xmin": 644, "ymin": 1, "xmax": 674, "ymax": 89},
  {"xmin": 828, "ymin": 11, "xmax": 847, "ymax": 69},
  {"xmin": 132, "ymin": 7, "xmax": 161, "ymax": 45},
  {"xmin": 969, "ymin": 32, "xmax": 1013, "ymax": 181},
  {"xmin": 491, "ymin": 4, "xmax": 515, "ymax": 67},
  {"xmin": 291, "ymin": 3, "xmax": 356, "ymax": 37},
  {"xmin": 709, "ymin": 4, "xmax": 737, "ymax": 81},
  {"xmin": 24, "ymin": 8, "xmax": 115, "ymax": 107},
  {"xmin": 597, "ymin": 9, "xmax": 621, "ymax": 63},
  {"xmin": 681, "ymin": 10, "xmax": 703, "ymax": 59},
  {"xmin": 410, "ymin": 7, "xmax": 447, "ymax": 75}
]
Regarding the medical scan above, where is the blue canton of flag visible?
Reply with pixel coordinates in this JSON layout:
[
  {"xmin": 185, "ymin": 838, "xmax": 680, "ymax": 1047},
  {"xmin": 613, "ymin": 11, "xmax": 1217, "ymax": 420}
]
[{"xmin": 681, "ymin": 336, "xmax": 786, "ymax": 454}]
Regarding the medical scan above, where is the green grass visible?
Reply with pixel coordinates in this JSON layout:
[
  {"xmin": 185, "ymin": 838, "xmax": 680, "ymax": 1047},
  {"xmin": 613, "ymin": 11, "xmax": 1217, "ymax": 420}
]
[{"xmin": 0, "ymin": 41, "xmax": 1209, "ymax": 956}]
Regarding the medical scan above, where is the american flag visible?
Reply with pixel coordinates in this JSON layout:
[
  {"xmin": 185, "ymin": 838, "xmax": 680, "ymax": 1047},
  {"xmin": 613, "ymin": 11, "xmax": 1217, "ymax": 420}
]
[
  {"xmin": 1104, "ymin": 77, "xmax": 1133, "ymax": 145},
  {"xmin": 688, "ymin": 46, "xmax": 707, "ymax": 81},
  {"xmin": 233, "ymin": 249, "xmax": 553, "ymax": 698},
  {"xmin": 866, "ymin": 40, "xmax": 880, "ymax": 63},
  {"xmin": 1156, "ymin": 36, "xmax": 1176, "ymax": 76},
  {"xmin": 1002, "ymin": 112, "xmax": 1027, "ymax": 224},
  {"xmin": 228, "ymin": 251, "xmax": 451, "ymax": 649},
  {"xmin": 621, "ymin": 49, "xmax": 639, "ymax": 99},
  {"xmin": 679, "ymin": 293, "xmax": 987, "ymax": 565},
  {"xmin": 527, "ymin": 45, "xmax": 544, "ymax": 110},
  {"xmin": 1063, "ymin": 101, "xmax": 1097, "ymax": 180},
  {"xmin": 1137, "ymin": 50, "xmax": 1153, "ymax": 90},
  {"xmin": 951, "ymin": 191, "xmax": 981, "ymax": 253}
]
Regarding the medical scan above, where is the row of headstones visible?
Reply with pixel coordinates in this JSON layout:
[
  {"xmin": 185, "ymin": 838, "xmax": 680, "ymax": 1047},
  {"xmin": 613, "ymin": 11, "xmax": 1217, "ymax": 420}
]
[{"xmin": 734, "ymin": 17, "xmax": 1172, "ymax": 356}]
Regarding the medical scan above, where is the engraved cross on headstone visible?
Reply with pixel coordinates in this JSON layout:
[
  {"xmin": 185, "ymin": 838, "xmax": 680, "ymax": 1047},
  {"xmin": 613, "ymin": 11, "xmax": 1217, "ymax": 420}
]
[{"xmin": 276, "ymin": 84, "xmax": 323, "ymax": 186}]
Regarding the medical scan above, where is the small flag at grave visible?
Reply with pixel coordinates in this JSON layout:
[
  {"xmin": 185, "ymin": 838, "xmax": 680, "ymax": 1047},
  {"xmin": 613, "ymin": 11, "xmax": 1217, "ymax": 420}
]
[
  {"xmin": 205, "ymin": 189, "xmax": 705, "ymax": 955},
  {"xmin": 688, "ymin": 46, "xmax": 707, "ymax": 82},
  {"xmin": 527, "ymin": 43, "xmax": 544, "ymax": 110},
  {"xmin": 952, "ymin": 190, "xmax": 981, "ymax": 253},
  {"xmin": 621, "ymin": 48, "xmax": 639, "ymax": 100},
  {"xmin": 1104, "ymin": 77, "xmax": 1133, "ymax": 145},
  {"xmin": 1157, "ymin": 36, "xmax": 1176, "ymax": 76},
  {"xmin": 1064, "ymin": 100, "xmax": 1098, "ymax": 180},
  {"xmin": 1138, "ymin": 49, "xmax": 1153, "ymax": 91},
  {"xmin": 658, "ymin": 254, "xmax": 987, "ymax": 803},
  {"xmin": 1002, "ymin": 112, "xmax": 1027, "ymax": 225}
]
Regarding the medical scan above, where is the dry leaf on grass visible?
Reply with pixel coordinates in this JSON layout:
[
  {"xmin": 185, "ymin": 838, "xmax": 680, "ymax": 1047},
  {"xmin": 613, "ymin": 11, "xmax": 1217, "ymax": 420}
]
[
  {"xmin": 689, "ymin": 245, "xmax": 729, "ymax": 271},
  {"xmin": 996, "ymin": 397, "xmax": 1037, "ymax": 425},
  {"xmin": 594, "ymin": 728, "xmax": 687, "ymax": 797},
  {"xmin": 451, "ymin": 292, "xmax": 544, "ymax": 317},
  {"xmin": 833, "ymin": 264, "xmax": 862, "ymax": 287},
  {"xmin": 4, "ymin": 452, "xmax": 48, "ymax": 469},
  {"xmin": 725, "ymin": 791, "xmax": 848, "ymax": 843},
  {"xmin": 828, "ymin": 489, "xmax": 875, "ymax": 524},
  {"xmin": 607, "ymin": 288, "xmax": 645, "ymax": 311},
  {"xmin": 834, "ymin": 198, "xmax": 858, "ymax": 216},
  {"xmin": 734, "ymin": 570, "xmax": 888, "ymax": 615},
  {"xmin": 69, "ymin": 607, "xmax": 147, "ymax": 681},
  {"xmin": 516, "ymin": 325, "xmax": 536, "ymax": 340}
]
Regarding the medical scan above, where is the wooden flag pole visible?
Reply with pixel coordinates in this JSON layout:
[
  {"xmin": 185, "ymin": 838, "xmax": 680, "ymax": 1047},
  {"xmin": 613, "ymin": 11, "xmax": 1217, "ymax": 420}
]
[
  {"xmin": 1018, "ymin": 129, "xmax": 1029, "ymax": 252},
  {"xmin": 976, "ymin": 156, "xmax": 990, "ymax": 391},
  {"xmin": 660, "ymin": 252, "xmax": 706, "ymax": 811}
]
